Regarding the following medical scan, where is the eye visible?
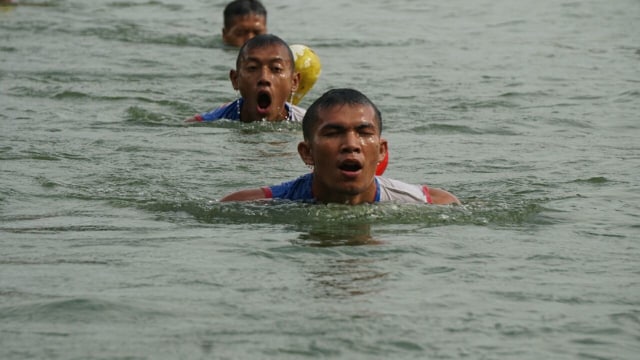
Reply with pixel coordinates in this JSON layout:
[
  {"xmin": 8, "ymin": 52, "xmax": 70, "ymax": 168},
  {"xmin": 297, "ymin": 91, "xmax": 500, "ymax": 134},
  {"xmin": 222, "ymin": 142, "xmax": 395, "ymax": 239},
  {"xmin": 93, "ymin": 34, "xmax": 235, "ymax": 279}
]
[
  {"xmin": 234, "ymin": 29, "xmax": 248, "ymax": 37},
  {"xmin": 358, "ymin": 127, "xmax": 377, "ymax": 137},
  {"xmin": 320, "ymin": 128, "xmax": 341, "ymax": 137}
]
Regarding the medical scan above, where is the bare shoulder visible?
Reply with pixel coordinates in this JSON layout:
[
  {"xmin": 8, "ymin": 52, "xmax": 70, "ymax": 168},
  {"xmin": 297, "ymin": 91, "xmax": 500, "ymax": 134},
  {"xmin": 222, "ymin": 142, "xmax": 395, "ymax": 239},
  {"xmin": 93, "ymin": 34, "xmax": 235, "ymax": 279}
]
[
  {"xmin": 220, "ymin": 188, "xmax": 268, "ymax": 202},
  {"xmin": 429, "ymin": 187, "xmax": 461, "ymax": 205}
]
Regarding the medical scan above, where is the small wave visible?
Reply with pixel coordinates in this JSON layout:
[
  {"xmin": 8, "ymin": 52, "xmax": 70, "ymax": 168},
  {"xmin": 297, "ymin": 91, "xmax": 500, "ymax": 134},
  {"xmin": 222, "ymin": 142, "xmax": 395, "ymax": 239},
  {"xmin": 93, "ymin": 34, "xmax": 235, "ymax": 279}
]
[
  {"xmin": 449, "ymin": 99, "xmax": 518, "ymax": 111},
  {"xmin": 498, "ymin": 90, "xmax": 551, "ymax": 98},
  {"xmin": 571, "ymin": 176, "xmax": 609, "ymax": 185},
  {"xmin": 21, "ymin": 150, "xmax": 60, "ymax": 161},
  {"xmin": 0, "ymin": 258, "xmax": 117, "ymax": 266},
  {"xmin": 613, "ymin": 90, "xmax": 640, "ymax": 103},
  {"xmin": 0, "ymin": 298, "xmax": 166, "ymax": 323},
  {"xmin": 1, "ymin": 224, "xmax": 130, "ymax": 234},
  {"xmin": 410, "ymin": 123, "xmax": 482, "ymax": 135},
  {"xmin": 311, "ymin": 38, "xmax": 426, "ymax": 49},
  {"xmin": 567, "ymin": 95, "xmax": 604, "ymax": 101},
  {"xmin": 52, "ymin": 90, "xmax": 90, "ymax": 100},
  {"xmin": 79, "ymin": 25, "xmax": 215, "ymax": 48},
  {"xmin": 106, "ymin": 1, "xmax": 183, "ymax": 11},
  {"xmin": 490, "ymin": 290, "xmax": 591, "ymax": 305},
  {"xmin": 183, "ymin": 119, "xmax": 302, "ymax": 134},
  {"xmin": 610, "ymin": 310, "xmax": 640, "ymax": 326},
  {"xmin": 487, "ymin": 20, "xmax": 528, "ymax": 28},
  {"xmin": 124, "ymin": 106, "xmax": 172, "ymax": 126}
]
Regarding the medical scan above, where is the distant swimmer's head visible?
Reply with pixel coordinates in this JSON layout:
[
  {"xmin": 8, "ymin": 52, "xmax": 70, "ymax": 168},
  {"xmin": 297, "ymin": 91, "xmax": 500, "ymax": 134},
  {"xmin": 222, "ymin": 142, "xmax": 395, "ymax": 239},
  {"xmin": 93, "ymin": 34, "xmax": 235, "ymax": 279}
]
[
  {"xmin": 222, "ymin": 0, "xmax": 267, "ymax": 47},
  {"xmin": 230, "ymin": 34, "xmax": 300, "ymax": 122}
]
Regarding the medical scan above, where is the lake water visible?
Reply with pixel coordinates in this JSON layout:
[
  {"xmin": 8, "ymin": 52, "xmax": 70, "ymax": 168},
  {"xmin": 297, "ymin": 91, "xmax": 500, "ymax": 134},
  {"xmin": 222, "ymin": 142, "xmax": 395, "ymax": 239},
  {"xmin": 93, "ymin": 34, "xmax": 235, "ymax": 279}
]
[{"xmin": 1, "ymin": 0, "xmax": 639, "ymax": 359}]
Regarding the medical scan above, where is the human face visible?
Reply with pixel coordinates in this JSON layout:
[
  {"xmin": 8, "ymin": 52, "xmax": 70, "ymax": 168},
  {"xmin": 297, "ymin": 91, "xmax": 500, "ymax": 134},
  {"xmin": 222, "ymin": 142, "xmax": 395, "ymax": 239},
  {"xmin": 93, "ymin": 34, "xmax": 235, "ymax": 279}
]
[
  {"xmin": 230, "ymin": 44, "xmax": 299, "ymax": 122},
  {"xmin": 298, "ymin": 104, "xmax": 388, "ymax": 204},
  {"xmin": 222, "ymin": 14, "xmax": 266, "ymax": 47}
]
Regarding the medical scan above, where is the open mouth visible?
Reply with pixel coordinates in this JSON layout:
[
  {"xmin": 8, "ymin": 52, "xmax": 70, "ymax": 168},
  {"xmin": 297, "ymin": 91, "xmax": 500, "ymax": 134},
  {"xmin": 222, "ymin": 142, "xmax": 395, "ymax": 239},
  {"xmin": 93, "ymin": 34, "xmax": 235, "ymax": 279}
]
[
  {"xmin": 338, "ymin": 160, "xmax": 363, "ymax": 172},
  {"xmin": 257, "ymin": 91, "xmax": 272, "ymax": 111}
]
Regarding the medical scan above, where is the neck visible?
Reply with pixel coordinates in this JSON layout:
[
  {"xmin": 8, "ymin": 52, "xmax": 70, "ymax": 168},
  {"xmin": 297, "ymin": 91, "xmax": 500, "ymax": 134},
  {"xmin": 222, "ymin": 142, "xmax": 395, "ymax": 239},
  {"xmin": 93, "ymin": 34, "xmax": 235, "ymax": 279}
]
[{"xmin": 311, "ymin": 176, "xmax": 378, "ymax": 205}]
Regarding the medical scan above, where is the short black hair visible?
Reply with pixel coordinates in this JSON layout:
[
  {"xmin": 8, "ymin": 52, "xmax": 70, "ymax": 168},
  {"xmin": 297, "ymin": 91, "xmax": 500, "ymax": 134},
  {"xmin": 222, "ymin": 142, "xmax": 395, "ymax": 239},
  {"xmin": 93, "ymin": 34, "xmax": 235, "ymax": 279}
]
[
  {"xmin": 302, "ymin": 88, "xmax": 383, "ymax": 140},
  {"xmin": 223, "ymin": 0, "xmax": 267, "ymax": 29},
  {"xmin": 236, "ymin": 34, "xmax": 295, "ymax": 72}
]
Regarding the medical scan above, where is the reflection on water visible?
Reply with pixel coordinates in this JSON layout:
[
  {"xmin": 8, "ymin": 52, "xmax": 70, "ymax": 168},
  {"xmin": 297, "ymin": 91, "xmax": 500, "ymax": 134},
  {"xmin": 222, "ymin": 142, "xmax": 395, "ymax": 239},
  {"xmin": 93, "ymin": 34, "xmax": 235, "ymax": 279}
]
[
  {"xmin": 292, "ymin": 223, "xmax": 389, "ymax": 298},
  {"xmin": 306, "ymin": 257, "xmax": 389, "ymax": 298},
  {"xmin": 293, "ymin": 223, "xmax": 383, "ymax": 247}
]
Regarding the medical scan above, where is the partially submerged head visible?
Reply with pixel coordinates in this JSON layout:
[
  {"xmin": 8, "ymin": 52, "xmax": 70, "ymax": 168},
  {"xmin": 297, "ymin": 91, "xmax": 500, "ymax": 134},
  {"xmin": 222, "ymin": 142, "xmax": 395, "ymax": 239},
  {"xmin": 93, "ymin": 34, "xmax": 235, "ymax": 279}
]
[
  {"xmin": 301, "ymin": 88, "xmax": 383, "ymax": 141},
  {"xmin": 222, "ymin": 0, "xmax": 267, "ymax": 47},
  {"xmin": 230, "ymin": 34, "xmax": 299, "ymax": 122},
  {"xmin": 298, "ymin": 88, "xmax": 387, "ymax": 204}
]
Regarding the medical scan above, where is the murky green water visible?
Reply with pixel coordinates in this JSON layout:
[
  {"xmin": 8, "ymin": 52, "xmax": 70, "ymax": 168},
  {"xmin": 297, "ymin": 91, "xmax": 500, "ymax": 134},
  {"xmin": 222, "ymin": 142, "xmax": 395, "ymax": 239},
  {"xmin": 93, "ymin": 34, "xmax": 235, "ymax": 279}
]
[{"xmin": 1, "ymin": 0, "xmax": 639, "ymax": 359}]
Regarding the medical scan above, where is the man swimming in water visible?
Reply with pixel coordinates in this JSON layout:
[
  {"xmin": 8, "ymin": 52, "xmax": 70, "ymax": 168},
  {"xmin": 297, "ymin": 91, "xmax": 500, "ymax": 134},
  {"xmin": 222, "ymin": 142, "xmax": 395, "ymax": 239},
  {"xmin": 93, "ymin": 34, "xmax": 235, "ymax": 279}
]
[
  {"xmin": 219, "ymin": 0, "xmax": 321, "ymax": 106},
  {"xmin": 221, "ymin": 0, "xmax": 267, "ymax": 48},
  {"xmin": 221, "ymin": 88, "xmax": 460, "ymax": 205},
  {"xmin": 185, "ymin": 34, "xmax": 304, "ymax": 123}
]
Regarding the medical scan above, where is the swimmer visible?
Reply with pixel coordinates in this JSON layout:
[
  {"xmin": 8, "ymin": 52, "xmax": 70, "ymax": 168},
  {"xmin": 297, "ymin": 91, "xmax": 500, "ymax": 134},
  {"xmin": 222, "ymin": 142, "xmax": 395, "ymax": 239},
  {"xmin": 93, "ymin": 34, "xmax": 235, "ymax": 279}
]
[
  {"xmin": 220, "ymin": 0, "xmax": 321, "ymax": 106},
  {"xmin": 221, "ymin": 88, "xmax": 460, "ymax": 205},
  {"xmin": 221, "ymin": 0, "xmax": 267, "ymax": 48},
  {"xmin": 185, "ymin": 34, "xmax": 303, "ymax": 123}
]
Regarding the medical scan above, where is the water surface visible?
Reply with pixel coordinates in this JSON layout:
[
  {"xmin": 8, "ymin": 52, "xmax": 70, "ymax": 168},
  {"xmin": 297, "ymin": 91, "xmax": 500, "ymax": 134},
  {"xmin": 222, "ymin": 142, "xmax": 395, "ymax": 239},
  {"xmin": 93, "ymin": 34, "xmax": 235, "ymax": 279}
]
[{"xmin": 1, "ymin": 0, "xmax": 639, "ymax": 359}]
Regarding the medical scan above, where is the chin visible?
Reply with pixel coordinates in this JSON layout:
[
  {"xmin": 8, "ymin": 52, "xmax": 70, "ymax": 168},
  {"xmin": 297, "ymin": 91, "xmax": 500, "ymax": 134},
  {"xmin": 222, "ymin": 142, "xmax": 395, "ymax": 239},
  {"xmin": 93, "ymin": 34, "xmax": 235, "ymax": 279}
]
[{"xmin": 337, "ymin": 184, "xmax": 367, "ymax": 196}]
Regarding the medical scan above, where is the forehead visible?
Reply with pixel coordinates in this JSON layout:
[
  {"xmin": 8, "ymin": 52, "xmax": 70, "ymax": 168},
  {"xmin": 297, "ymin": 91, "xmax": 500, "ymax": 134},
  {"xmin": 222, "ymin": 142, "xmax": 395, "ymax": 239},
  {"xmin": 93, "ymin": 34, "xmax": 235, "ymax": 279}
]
[
  {"xmin": 315, "ymin": 104, "xmax": 378, "ymax": 129},
  {"xmin": 227, "ymin": 13, "xmax": 266, "ymax": 28},
  {"xmin": 239, "ymin": 44, "xmax": 292, "ymax": 64}
]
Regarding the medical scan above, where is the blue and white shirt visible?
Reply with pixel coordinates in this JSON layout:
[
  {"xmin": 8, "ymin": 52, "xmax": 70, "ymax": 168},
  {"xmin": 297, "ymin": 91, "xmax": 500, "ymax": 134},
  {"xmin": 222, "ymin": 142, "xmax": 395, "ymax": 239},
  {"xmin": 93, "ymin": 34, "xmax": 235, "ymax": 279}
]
[
  {"xmin": 194, "ymin": 98, "xmax": 305, "ymax": 122},
  {"xmin": 261, "ymin": 173, "xmax": 433, "ymax": 204}
]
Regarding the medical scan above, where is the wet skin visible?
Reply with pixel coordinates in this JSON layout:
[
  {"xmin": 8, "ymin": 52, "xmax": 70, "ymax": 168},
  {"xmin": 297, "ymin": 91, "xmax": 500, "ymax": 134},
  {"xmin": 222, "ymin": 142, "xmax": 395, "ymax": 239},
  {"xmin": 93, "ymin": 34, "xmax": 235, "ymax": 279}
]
[
  {"xmin": 298, "ymin": 104, "xmax": 388, "ymax": 204},
  {"xmin": 230, "ymin": 44, "xmax": 299, "ymax": 122},
  {"xmin": 222, "ymin": 14, "xmax": 267, "ymax": 47}
]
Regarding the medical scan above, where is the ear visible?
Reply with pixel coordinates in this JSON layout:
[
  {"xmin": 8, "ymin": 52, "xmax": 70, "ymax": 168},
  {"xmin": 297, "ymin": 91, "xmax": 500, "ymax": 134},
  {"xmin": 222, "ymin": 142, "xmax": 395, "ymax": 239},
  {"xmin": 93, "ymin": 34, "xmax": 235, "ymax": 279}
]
[
  {"xmin": 378, "ymin": 137, "xmax": 388, "ymax": 163},
  {"xmin": 222, "ymin": 28, "xmax": 230, "ymax": 44},
  {"xmin": 291, "ymin": 71, "xmax": 301, "ymax": 92},
  {"xmin": 297, "ymin": 141, "xmax": 313, "ymax": 166},
  {"xmin": 229, "ymin": 69, "xmax": 238, "ymax": 90}
]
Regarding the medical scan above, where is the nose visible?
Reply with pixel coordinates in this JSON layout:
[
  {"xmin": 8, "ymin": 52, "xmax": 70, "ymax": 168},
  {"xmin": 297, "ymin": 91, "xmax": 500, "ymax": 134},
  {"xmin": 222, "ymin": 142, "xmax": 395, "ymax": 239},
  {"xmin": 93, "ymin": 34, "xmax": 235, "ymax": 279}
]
[
  {"xmin": 340, "ymin": 131, "xmax": 362, "ymax": 153},
  {"xmin": 257, "ymin": 66, "xmax": 271, "ymax": 85}
]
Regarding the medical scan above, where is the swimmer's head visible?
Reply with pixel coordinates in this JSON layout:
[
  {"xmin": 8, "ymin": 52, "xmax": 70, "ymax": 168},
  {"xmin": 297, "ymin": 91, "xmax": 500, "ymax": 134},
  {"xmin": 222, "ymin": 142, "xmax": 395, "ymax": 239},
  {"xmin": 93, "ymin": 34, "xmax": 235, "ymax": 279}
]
[
  {"xmin": 235, "ymin": 34, "xmax": 295, "ymax": 74},
  {"xmin": 302, "ymin": 88, "xmax": 383, "ymax": 141},
  {"xmin": 222, "ymin": 0, "xmax": 267, "ymax": 47},
  {"xmin": 230, "ymin": 34, "xmax": 300, "ymax": 122}
]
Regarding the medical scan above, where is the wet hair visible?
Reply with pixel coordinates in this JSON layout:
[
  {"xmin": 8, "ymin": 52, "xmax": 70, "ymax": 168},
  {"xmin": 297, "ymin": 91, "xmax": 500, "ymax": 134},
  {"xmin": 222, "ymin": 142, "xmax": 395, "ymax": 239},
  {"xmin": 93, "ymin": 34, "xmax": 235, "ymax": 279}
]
[
  {"xmin": 235, "ymin": 34, "xmax": 295, "ymax": 72},
  {"xmin": 223, "ymin": 0, "xmax": 267, "ymax": 29},
  {"xmin": 302, "ymin": 88, "xmax": 383, "ymax": 140}
]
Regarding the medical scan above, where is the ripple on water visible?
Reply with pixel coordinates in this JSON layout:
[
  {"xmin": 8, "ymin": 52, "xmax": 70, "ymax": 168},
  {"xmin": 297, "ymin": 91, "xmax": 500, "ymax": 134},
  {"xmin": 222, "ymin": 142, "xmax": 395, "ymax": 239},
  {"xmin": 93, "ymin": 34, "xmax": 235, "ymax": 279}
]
[{"xmin": 0, "ymin": 298, "xmax": 168, "ymax": 323}]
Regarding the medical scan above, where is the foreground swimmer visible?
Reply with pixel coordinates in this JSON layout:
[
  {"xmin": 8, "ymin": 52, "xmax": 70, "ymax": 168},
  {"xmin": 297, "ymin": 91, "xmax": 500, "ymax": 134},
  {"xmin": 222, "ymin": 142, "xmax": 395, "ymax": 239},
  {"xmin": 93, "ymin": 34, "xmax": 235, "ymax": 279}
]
[
  {"xmin": 221, "ymin": 88, "xmax": 460, "ymax": 205},
  {"xmin": 185, "ymin": 34, "xmax": 303, "ymax": 123}
]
